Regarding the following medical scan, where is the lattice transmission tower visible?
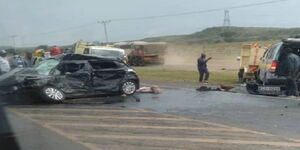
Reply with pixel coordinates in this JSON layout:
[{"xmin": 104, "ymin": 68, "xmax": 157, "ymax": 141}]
[{"xmin": 223, "ymin": 10, "xmax": 231, "ymax": 27}]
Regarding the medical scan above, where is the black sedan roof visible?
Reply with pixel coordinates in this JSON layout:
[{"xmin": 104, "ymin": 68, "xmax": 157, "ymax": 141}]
[{"xmin": 60, "ymin": 54, "xmax": 119, "ymax": 61}]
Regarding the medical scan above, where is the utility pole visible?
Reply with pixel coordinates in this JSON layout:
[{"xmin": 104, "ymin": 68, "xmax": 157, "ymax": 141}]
[
  {"xmin": 21, "ymin": 35, "xmax": 25, "ymax": 47},
  {"xmin": 10, "ymin": 35, "xmax": 17, "ymax": 51},
  {"xmin": 98, "ymin": 20, "xmax": 111, "ymax": 45}
]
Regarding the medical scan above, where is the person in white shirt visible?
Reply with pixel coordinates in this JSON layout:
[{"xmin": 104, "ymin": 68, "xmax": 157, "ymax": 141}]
[{"xmin": 0, "ymin": 50, "xmax": 11, "ymax": 75}]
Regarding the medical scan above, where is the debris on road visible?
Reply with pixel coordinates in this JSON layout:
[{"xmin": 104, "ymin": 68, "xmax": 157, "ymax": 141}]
[
  {"xmin": 196, "ymin": 84, "xmax": 236, "ymax": 92},
  {"xmin": 220, "ymin": 84, "xmax": 235, "ymax": 91},
  {"xmin": 132, "ymin": 95, "xmax": 141, "ymax": 102},
  {"xmin": 196, "ymin": 86, "xmax": 221, "ymax": 92}
]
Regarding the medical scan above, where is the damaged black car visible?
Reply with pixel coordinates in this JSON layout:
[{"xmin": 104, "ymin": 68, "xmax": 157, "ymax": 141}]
[{"xmin": 0, "ymin": 54, "xmax": 139, "ymax": 103}]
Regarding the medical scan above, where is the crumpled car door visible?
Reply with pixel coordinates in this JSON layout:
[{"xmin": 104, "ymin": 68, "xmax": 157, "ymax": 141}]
[
  {"xmin": 91, "ymin": 61, "xmax": 126, "ymax": 92},
  {"xmin": 54, "ymin": 62, "xmax": 92, "ymax": 94}
]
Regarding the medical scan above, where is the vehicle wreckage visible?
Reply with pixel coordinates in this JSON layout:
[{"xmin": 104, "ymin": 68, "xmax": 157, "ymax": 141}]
[{"xmin": 0, "ymin": 54, "xmax": 140, "ymax": 103}]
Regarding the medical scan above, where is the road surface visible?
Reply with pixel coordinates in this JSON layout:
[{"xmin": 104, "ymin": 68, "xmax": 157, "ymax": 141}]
[{"xmin": 1, "ymin": 87, "xmax": 300, "ymax": 150}]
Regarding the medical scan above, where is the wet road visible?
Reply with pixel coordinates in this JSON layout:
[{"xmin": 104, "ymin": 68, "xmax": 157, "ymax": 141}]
[
  {"xmin": 1, "ymin": 87, "xmax": 300, "ymax": 150},
  {"xmin": 124, "ymin": 88, "xmax": 300, "ymax": 140}
]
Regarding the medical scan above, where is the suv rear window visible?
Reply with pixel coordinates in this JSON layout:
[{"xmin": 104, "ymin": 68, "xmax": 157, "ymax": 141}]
[{"xmin": 266, "ymin": 44, "xmax": 281, "ymax": 60}]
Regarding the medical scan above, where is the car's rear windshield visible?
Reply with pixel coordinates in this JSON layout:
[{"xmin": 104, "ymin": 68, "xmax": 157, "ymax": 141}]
[
  {"xmin": 33, "ymin": 59, "xmax": 59, "ymax": 75},
  {"xmin": 268, "ymin": 43, "xmax": 281, "ymax": 60},
  {"xmin": 276, "ymin": 42, "xmax": 300, "ymax": 60}
]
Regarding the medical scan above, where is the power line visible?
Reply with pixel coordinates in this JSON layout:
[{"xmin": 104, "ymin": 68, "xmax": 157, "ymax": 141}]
[
  {"xmin": 111, "ymin": 0, "xmax": 287, "ymax": 21},
  {"xmin": 0, "ymin": 0, "xmax": 288, "ymax": 45},
  {"xmin": 0, "ymin": 22, "xmax": 97, "ymax": 42},
  {"xmin": 26, "ymin": 22, "xmax": 97, "ymax": 37}
]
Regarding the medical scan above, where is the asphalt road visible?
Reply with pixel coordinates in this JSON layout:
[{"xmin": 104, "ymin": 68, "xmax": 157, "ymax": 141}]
[{"xmin": 1, "ymin": 86, "xmax": 300, "ymax": 150}]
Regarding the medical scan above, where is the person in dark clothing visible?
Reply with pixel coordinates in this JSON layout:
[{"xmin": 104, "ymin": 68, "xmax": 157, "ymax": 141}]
[
  {"xmin": 197, "ymin": 53, "xmax": 212, "ymax": 83},
  {"xmin": 24, "ymin": 52, "xmax": 34, "ymax": 67},
  {"xmin": 279, "ymin": 48, "xmax": 300, "ymax": 96}
]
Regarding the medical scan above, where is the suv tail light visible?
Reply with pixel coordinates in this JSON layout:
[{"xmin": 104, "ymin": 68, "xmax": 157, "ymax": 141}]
[{"xmin": 269, "ymin": 61, "xmax": 277, "ymax": 73}]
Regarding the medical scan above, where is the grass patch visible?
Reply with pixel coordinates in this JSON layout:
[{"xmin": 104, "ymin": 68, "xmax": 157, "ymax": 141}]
[{"xmin": 134, "ymin": 67, "xmax": 239, "ymax": 85}]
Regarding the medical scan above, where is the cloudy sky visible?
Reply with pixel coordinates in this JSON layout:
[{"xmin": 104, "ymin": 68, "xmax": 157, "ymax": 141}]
[{"xmin": 0, "ymin": 0, "xmax": 299, "ymax": 47}]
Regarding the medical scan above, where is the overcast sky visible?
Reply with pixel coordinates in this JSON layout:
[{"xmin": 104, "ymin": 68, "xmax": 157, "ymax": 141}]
[{"xmin": 0, "ymin": 0, "xmax": 299, "ymax": 47}]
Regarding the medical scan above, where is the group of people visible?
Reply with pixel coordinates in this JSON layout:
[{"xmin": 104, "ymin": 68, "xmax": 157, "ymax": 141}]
[{"xmin": 0, "ymin": 46, "xmax": 64, "ymax": 75}]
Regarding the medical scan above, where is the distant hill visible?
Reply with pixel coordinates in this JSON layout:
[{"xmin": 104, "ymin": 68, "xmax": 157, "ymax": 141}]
[{"xmin": 143, "ymin": 26, "xmax": 300, "ymax": 44}]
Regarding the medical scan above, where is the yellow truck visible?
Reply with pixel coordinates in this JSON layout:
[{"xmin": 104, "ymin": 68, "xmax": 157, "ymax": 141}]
[
  {"xmin": 114, "ymin": 41, "xmax": 167, "ymax": 66},
  {"xmin": 238, "ymin": 43, "xmax": 267, "ymax": 82},
  {"xmin": 73, "ymin": 40, "xmax": 88, "ymax": 54}
]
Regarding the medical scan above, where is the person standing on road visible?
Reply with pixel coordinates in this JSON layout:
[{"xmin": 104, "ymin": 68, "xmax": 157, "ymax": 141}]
[
  {"xmin": 279, "ymin": 48, "xmax": 300, "ymax": 96},
  {"xmin": 197, "ymin": 53, "xmax": 212, "ymax": 84},
  {"xmin": 0, "ymin": 50, "xmax": 11, "ymax": 75}
]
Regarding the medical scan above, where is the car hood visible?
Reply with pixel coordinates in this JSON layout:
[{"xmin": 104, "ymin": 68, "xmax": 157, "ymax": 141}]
[{"xmin": 0, "ymin": 68, "xmax": 46, "ymax": 87}]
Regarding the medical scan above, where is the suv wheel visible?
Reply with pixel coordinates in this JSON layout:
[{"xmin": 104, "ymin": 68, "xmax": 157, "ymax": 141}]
[
  {"xmin": 120, "ymin": 80, "xmax": 137, "ymax": 95},
  {"xmin": 246, "ymin": 82, "xmax": 258, "ymax": 95},
  {"xmin": 41, "ymin": 86, "xmax": 65, "ymax": 103}
]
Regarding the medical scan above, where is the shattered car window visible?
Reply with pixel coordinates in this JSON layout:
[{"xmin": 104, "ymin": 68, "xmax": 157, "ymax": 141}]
[
  {"xmin": 33, "ymin": 59, "xmax": 59, "ymax": 75},
  {"xmin": 58, "ymin": 63, "xmax": 85, "ymax": 75},
  {"xmin": 90, "ymin": 61, "xmax": 118, "ymax": 69}
]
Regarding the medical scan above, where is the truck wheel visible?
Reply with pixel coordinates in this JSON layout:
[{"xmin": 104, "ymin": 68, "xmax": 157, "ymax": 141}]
[
  {"xmin": 120, "ymin": 80, "xmax": 137, "ymax": 95},
  {"xmin": 40, "ymin": 86, "xmax": 65, "ymax": 103},
  {"xmin": 238, "ymin": 69, "xmax": 244, "ymax": 83},
  {"xmin": 139, "ymin": 57, "xmax": 145, "ymax": 66},
  {"xmin": 131, "ymin": 56, "xmax": 139, "ymax": 66},
  {"xmin": 128, "ymin": 57, "xmax": 135, "ymax": 66}
]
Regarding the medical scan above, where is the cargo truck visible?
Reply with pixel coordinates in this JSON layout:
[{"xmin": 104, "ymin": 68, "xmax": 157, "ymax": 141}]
[{"xmin": 114, "ymin": 41, "xmax": 167, "ymax": 66}]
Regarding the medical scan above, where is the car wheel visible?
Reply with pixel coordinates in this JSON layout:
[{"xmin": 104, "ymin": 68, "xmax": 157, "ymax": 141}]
[
  {"xmin": 246, "ymin": 82, "xmax": 258, "ymax": 95},
  {"xmin": 120, "ymin": 80, "xmax": 137, "ymax": 95},
  {"xmin": 41, "ymin": 86, "xmax": 65, "ymax": 103},
  {"xmin": 255, "ymin": 70, "xmax": 263, "ymax": 84}
]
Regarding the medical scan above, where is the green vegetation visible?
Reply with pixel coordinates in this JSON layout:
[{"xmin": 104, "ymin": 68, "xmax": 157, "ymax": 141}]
[
  {"xmin": 135, "ymin": 67, "xmax": 238, "ymax": 85},
  {"xmin": 143, "ymin": 26, "xmax": 300, "ymax": 44}
]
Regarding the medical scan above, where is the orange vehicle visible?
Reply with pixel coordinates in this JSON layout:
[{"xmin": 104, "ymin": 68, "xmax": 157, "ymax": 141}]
[{"xmin": 114, "ymin": 41, "xmax": 167, "ymax": 66}]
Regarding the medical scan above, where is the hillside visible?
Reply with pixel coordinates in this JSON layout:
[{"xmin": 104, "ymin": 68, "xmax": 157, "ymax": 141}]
[{"xmin": 143, "ymin": 26, "xmax": 300, "ymax": 44}]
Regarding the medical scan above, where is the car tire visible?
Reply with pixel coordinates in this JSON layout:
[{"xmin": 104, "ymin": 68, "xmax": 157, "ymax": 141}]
[
  {"xmin": 40, "ymin": 86, "xmax": 65, "ymax": 103},
  {"xmin": 255, "ymin": 70, "xmax": 263, "ymax": 84},
  {"xmin": 246, "ymin": 82, "xmax": 258, "ymax": 95},
  {"xmin": 120, "ymin": 80, "xmax": 137, "ymax": 95}
]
